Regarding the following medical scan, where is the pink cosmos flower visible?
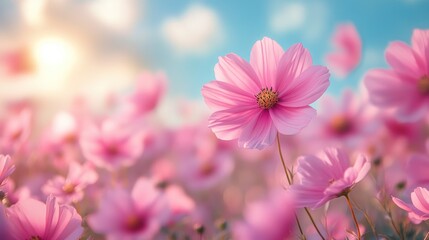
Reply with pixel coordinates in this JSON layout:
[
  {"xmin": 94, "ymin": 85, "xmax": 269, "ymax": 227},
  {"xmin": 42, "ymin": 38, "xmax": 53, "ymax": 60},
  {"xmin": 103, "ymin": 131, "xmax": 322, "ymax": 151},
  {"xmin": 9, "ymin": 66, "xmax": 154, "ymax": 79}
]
[
  {"xmin": 177, "ymin": 151, "xmax": 234, "ymax": 190},
  {"xmin": 325, "ymin": 23, "xmax": 362, "ymax": 78},
  {"xmin": 392, "ymin": 187, "xmax": 429, "ymax": 224},
  {"xmin": 293, "ymin": 148, "xmax": 370, "ymax": 209},
  {"xmin": 6, "ymin": 195, "xmax": 83, "ymax": 240},
  {"xmin": 125, "ymin": 71, "xmax": 167, "ymax": 117},
  {"xmin": 43, "ymin": 161, "xmax": 98, "ymax": 204},
  {"xmin": 364, "ymin": 29, "xmax": 429, "ymax": 122},
  {"xmin": 302, "ymin": 90, "xmax": 379, "ymax": 150},
  {"xmin": 88, "ymin": 177, "xmax": 169, "ymax": 240},
  {"xmin": 163, "ymin": 184, "xmax": 196, "ymax": 224},
  {"xmin": 233, "ymin": 190, "xmax": 295, "ymax": 240},
  {"xmin": 0, "ymin": 108, "xmax": 32, "ymax": 154},
  {"xmin": 0, "ymin": 155, "xmax": 15, "ymax": 188},
  {"xmin": 202, "ymin": 37, "xmax": 330, "ymax": 149},
  {"xmin": 307, "ymin": 211, "xmax": 365, "ymax": 240},
  {"xmin": 80, "ymin": 119, "xmax": 143, "ymax": 171}
]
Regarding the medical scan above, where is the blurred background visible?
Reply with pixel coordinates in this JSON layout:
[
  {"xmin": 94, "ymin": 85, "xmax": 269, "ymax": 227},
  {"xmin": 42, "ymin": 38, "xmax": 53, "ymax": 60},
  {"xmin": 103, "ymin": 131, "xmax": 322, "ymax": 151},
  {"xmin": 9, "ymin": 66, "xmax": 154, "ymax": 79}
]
[{"xmin": 0, "ymin": 0, "xmax": 428, "ymax": 121}]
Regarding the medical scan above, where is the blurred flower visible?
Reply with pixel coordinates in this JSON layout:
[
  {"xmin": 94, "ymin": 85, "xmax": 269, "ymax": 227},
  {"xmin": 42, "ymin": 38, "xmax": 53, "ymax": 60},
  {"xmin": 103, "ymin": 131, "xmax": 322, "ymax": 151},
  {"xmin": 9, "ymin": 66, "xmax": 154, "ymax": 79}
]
[
  {"xmin": 80, "ymin": 119, "xmax": 143, "ymax": 171},
  {"xmin": 177, "ymin": 151, "xmax": 234, "ymax": 191},
  {"xmin": 0, "ymin": 204, "xmax": 12, "ymax": 239},
  {"xmin": 307, "ymin": 211, "xmax": 365, "ymax": 240},
  {"xmin": 163, "ymin": 184, "xmax": 196, "ymax": 224},
  {"xmin": 6, "ymin": 195, "xmax": 83, "ymax": 240},
  {"xmin": 43, "ymin": 162, "xmax": 98, "ymax": 204},
  {"xmin": 125, "ymin": 71, "xmax": 167, "ymax": 117},
  {"xmin": 304, "ymin": 90, "xmax": 379, "ymax": 149},
  {"xmin": 325, "ymin": 23, "xmax": 362, "ymax": 78},
  {"xmin": 364, "ymin": 29, "xmax": 429, "ymax": 122},
  {"xmin": 233, "ymin": 190, "xmax": 295, "ymax": 240},
  {"xmin": 293, "ymin": 148, "xmax": 370, "ymax": 209},
  {"xmin": 392, "ymin": 187, "xmax": 429, "ymax": 224},
  {"xmin": 0, "ymin": 155, "xmax": 15, "ymax": 188},
  {"xmin": 0, "ymin": 108, "xmax": 32, "ymax": 154},
  {"xmin": 88, "ymin": 177, "xmax": 169, "ymax": 239},
  {"xmin": 202, "ymin": 37, "xmax": 330, "ymax": 149}
]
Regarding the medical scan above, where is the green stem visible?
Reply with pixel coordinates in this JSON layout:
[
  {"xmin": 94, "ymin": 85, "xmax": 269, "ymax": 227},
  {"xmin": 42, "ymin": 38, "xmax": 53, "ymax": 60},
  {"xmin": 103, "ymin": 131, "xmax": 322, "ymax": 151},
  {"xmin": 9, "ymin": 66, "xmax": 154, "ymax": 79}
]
[
  {"xmin": 276, "ymin": 133, "xmax": 325, "ymax": 240},
  {"xmin": 345, "ymin": 194, "xmax": 361, "ymax": 240}
]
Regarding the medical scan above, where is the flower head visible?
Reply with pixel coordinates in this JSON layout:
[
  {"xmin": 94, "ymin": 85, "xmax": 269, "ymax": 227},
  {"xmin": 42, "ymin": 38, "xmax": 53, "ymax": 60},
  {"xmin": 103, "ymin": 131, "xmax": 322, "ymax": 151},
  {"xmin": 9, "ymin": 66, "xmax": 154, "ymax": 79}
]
[
  {"xmin": 6, "ymin": 195, "xmax": 83, "ymax": 240},
  {"xmin": 80, "ymin": 119, "xmax": 143, "ymax": 171},
  {"xmin": 233, "ymin": 190, "xmax": 296, "ymax": 240},
  {"xmin": 392, "ymin": 187, "xmax": 429, "ymax": 224},
  {"xmin": 293, "ymin": 148, "xmax": 370, "ymax": 209},
  {"xmin": 202, "ymin": 37, "xmax": 330, "ymax": 149},
  {"xmin": 88, "ymin": 177, "xmax": 169, "ymax": 239},
  {"xmin": 43, "ymin": 162, "xmax": 98, "ymax": 204},
  {"xmin": 325, "ymin": 23, "xmax": 362, "ymax": 78},
  {"xmin": 364, "ymin": 29, "xmax": 429, "ymax": 122}
]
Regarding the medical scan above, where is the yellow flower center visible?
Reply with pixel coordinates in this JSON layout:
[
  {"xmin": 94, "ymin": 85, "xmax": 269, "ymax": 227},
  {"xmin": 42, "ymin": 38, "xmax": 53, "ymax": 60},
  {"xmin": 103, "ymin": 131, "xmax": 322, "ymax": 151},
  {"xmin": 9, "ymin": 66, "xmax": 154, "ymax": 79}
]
[
  {"xmin": 256, "ymin": 87, "xmax": 278, "ymax": 110},
  {"xmin": 418, "ymin": 76, "xmax": 429, "ymax": 95},
  {"xmin": 62, "ymin": 183, "xmax": 76, "ymax": 194}
]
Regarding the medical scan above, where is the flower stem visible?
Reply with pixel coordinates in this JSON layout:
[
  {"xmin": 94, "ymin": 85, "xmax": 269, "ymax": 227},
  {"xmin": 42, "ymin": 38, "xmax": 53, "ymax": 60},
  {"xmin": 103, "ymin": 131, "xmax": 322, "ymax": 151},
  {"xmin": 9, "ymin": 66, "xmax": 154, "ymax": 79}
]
[
  {"xmin": 276, "ymin": 133, "xmax": 325, "ymax": 240},
  {"xmin": 276, "ymin": 133, "xmax": 292, "ymax": 184},
  {"xmin": 345, "ymin": 194, "xmax": 361, "ymax": 240},
  {"xmin": 304, "ymin": 207, "xmax": 326, "ymax": 240}
]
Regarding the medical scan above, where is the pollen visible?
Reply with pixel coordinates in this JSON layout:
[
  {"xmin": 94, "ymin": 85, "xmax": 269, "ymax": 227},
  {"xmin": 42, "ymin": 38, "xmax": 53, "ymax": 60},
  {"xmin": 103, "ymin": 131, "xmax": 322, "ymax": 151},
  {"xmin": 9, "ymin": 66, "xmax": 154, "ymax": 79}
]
[
  {"xmin": 418, "ymin": 75, "xmax": 429, "ymax": 95},
  {"xmin": 256, "ymin": 87, "xmax": 279, "ymax": 110}
]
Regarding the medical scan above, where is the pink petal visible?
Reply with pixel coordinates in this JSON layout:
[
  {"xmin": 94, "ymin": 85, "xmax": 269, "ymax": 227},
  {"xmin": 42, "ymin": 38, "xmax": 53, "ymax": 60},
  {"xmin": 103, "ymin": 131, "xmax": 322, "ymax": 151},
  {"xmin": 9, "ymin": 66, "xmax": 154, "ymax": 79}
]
[
  {"xmin": 411, "ymin": 187, "xmax": 429, "ymax": 214},
  {"xmin": 276, "ymin": 43, "xmax": 313, "ymax": 93},
  {"xmin": 215, "ymin": 53, "xmax": 261, "ymax": 93},
  {"xmin": 385, "ymin": 41, "xmax": 424, "ymax": 81},
  {"xmin": 326, "ymin": 23, "xmax": 362, "ymax": 78},
  {"xmin": 238, "ymin": 111, "xmax": 277, "ymax": 149},
  {"xmin": 279, "ymin": 65, "xmax": 330, "ymax": 107},
  {"xmin": 249, "ymin": 37, "xmax": 284, "ymax": 88},
  {"xmin": 411, "ymin": 29, "xmax": 429, "ymax": 74},
  {"xmin": 208, "ymin": 107, "xmax": 260, "ymax": 141},
  {"xmin": 395, "ymin": 95, "xmax": 429, "ymax": 122},
  {"xmin": 202, "ymin": 80, "xmax": 256, "ymax": 111},
  {"xmin": 392, "ymin": 196, "xmax": 413, "ymax": 212},
  {"xmin": 269, "ymin": 105, "xmax": 316, "ymax": 135},
  {"xmin": 353, "ymin": 154, "xmax": 370, "ymax": 183},
  {"xmin": 364, "ymin": 69, "xmax": 415, "ymax": 107}
]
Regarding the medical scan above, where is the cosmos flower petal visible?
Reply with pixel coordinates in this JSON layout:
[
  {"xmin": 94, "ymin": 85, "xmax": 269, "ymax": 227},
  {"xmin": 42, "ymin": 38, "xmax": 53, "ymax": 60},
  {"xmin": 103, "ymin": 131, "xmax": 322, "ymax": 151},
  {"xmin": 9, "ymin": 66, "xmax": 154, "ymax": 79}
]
[
  {"xmin": 411, "ymin": 29, "xmax": 429, "ymax": 74},
  {"xmin": 238, "ymin": 111, "xmax": 277, "ymax": 149},
  {"xmin": 386, "ymin": 41, "xmax": 423, "ymax": 81},
  {"xmin": 279, "ymin": 65, "xmax": 330, "ymax": 107},
  {"xmin": 269, "ymin": 106, "xmax": 316, "ymax": 135},
  {"xmin": 276, "ymin": 43, "xmax": 313, "ymax": 92},
  {"xmin": 208, "ymin": 107, "xmax": 260, "ymax": 141},
  {"xmin": 364, "ymin": 69, "xmax": 415, "ymax": 107},
  {"xmin": 250, "ymin": 37, "xmax": 284, "ymax": 88},
  {"xmin": 411, "ymin": 187, "xmax": 429, "ymax": 214},
  {"xmin": 202, "ymin": 80, "xmax": 257, "ymax": 111},
  {"xmin": 215, "ymin": 53, "xmax": 261, "ymax": 93}
]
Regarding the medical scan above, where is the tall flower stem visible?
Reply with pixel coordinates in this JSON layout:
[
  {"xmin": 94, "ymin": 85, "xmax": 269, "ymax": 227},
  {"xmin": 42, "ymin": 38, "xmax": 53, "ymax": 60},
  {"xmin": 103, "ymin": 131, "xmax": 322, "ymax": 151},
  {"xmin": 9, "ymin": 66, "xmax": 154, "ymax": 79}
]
[
  {"xmin": 276, "ymin": 133, "xmax": 325, "ymax": 240},
  {"xmin": 345, "ymin": 194, "xmax": 361, "ymax": 240}
]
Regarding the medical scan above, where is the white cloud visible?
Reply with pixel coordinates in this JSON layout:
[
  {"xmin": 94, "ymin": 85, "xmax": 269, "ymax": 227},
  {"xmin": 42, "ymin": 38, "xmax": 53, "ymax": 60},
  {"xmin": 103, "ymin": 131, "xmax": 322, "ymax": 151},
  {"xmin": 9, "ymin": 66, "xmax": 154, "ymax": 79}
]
[
  {"xmin": 85, "ymin": 0, "xmax": 139, "ymax": 32},
  {"xmin": 161, "ymin": 4, "xmax": 223, "ymax": 55},
  {"xmin": 270, "ymin": 2, "xmax": 306, "ymax": 33},
  {"xmin": 269, "ymin": 1, "xmax": 329, "ymax": 41}
]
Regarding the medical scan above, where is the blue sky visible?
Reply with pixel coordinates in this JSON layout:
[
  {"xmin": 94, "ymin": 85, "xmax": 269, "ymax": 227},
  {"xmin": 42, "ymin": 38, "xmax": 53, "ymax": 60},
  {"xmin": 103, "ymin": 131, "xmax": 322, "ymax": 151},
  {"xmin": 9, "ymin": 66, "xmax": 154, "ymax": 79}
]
[{"xmin": 137, "ymin": 0, "xmax": 429, "ymax": 99}]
